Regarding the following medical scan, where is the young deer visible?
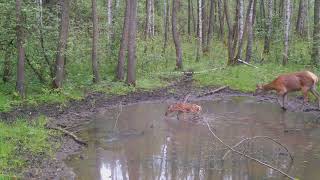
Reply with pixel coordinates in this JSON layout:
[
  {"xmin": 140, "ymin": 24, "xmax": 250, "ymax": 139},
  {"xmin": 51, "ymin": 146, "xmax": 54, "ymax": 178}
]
[
  {"xmin": 255, "ymin": 71, "xmax": 320, "ymax": 110},
  {"xmin": 165, "ymin": 103, "xmax": 202, "ymax": 119}
]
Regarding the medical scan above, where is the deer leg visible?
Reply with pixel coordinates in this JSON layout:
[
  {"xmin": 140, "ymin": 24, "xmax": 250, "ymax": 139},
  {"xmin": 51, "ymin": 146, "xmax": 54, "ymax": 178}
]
[
  {"xmin": 277, "ymin": 92, "xmax": 286, "ymax": 110},
  {"xmin": 310, "ymin": 86, "xmax": 320, "ymax": 109},
  {"xmin": 301, "ymin": 87, "xmax": 309, "ymax": 110}
]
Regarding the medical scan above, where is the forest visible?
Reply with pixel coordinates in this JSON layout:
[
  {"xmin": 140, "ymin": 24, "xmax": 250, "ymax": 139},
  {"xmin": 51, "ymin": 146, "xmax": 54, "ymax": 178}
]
[{"xmin": 1, "ymin": 0, "xmax": 320, "ymax": 179}]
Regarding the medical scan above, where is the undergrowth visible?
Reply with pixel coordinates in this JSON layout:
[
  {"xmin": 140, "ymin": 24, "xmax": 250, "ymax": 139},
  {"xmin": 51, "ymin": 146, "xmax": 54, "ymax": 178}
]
[{"xmin": 0, "ymin": 116, "xmax": 58, "ymax": 178}]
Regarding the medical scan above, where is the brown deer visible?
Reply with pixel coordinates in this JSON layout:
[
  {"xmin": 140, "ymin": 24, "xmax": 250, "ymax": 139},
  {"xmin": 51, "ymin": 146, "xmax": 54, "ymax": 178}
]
[{"xmin": 255, "ymin": 71, "xmax": 320, "ymax": 110}]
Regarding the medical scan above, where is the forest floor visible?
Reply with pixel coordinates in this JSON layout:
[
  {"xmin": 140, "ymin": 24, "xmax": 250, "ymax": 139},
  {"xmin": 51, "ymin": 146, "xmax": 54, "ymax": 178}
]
[{"xmin": 1, "ymin": 77, "xmax": 320, "ymax": 179}]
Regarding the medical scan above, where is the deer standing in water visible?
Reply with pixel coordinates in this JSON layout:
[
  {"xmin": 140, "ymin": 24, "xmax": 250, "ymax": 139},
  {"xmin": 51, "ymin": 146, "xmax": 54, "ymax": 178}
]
[{"xmin": 255, "ymin": 71, "xmax": 320, "ymax": 110}]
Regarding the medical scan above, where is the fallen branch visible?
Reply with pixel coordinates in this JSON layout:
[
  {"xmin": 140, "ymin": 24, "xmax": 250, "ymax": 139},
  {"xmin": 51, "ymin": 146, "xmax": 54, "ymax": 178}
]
[
  {"xmin": 198, "ymin": 86, "xmax": 228, "ymax": 97},
  {"xmin": 48, "ymin": 126, "xmax": 87, "ymax": 146},
  {"xmin": 222, "ymin": 136, "xmax": 294, "ymax": 161},
  {"xmin": 238, "ymin": 59, "xmax": 258, "ymax": 68},
  {"xmin": 204, "ymin": 120, "xmax": 295, "ymax": 180},
  {"xmin": 155, "ymin": 68, "xmax": 220, "ymax": 75}
]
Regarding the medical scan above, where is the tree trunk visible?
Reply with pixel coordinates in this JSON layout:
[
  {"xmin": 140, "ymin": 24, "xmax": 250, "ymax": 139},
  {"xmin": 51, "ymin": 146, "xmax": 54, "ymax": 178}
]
[
  {"xmin": 52, "ymin": 0, "xmax": 70, "ymax": 89},
  {"xmin": 107, "ymin": 0, "xmax": 113, "ymax": 41},
  {"xmin": 191, "ymin": 0, "xmax": 197, "ymax": 34},
  {"xmin": 172, "ymin": 0, "xmax": 183, "ymax": 69},
  {"xmin": 145, "ymin": 0, "xmax": 154, "ymax": 38},
  {"xmin": 15, "ymin": 0, "xmax": 25, "ymax": 96},
  {"xmin": 283, "ymin": 0, "xmax": 291, "ymax": 65},
  {"xmin": 117, "ymin": 0, "xmax": 130, "ymax": 80},
  {"xmin": 312, "ymin": 0, "xmax": 320, "ymax": 66},
  {"xmin": 237, "ymin": 0, "xmax": 244, "ymax": 58},
  {"xmin": 217, "ymin": 0, "xmax": 224, "ymax": 40},
  {"xmin": 296, "ymin": 0, "xmax": 307, "ymax": 37},
  {"xmin": 206, "ymin": 0, "xmax": 215, "ymax": 50},
  {"xmin": 263, "ymin": 0, "xmax": 273, "ymax": 54},
  {"xmin": 201, "ymin": 0, "xmax": 207, "ymax": 51},
  {"xmin": 92, "ymin": 0, "xmax": 100, "ymax": 83},
  {"xmin": 245, "ymin": 0, "xmax": 256, "ymax": 62},
  {"xmin": 196, "ymin": 0, "xmax": 203, "ymax": 61},
  {"xmin": 236, "ymin": 0, "xmax": 253, "ymax": 60},
  {"xmin": 188, "ymin": 0, "xmax": 191, "ymax": 36},
  {"xmin": 163, "ymin": 0, "xmax": 169, "ymax": 53},
  {"xmin": 127, "ymin": 0, "xmax": 138, "ymax": 85}
]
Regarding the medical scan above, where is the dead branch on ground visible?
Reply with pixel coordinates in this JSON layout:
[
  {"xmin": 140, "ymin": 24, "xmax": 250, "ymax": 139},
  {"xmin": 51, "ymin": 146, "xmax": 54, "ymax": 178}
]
[
  {"xmin": 47, "ymin": 125, "xmax": 87, "ymax": 146},
  {"xmin": 203, "ymin": 120, "xmax": 295, "ymax": 180},
  {"xmin": 237, "ymin": 59, "xmax": 258, "ymax": 68},
  {"xmin": 199, "ymin": 86, "xmax": 229, "ymax": 97}
]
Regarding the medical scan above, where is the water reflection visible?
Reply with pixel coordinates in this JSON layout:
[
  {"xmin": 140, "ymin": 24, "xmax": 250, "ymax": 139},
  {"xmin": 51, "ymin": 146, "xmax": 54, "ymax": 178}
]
[{"xmin": 66, "ymin": 97, "xmax": 320, "ymax": 180}]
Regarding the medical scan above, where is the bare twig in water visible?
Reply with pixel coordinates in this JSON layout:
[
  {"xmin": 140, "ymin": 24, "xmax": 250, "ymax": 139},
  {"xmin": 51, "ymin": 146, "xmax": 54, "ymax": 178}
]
[
  {"xmin": 113, "ymin": 102, "xmax": 123, "ymax": 131},
  {"xmin": 47, "ymin": 126, "xmax": 87, "ymax": 146},
  {"xmin": 222, "ymin": 136, "xmax": 294, "ymax": 161},
  {"xmin": 203, "ymin": 120, "xmax": 295, "ymax": 180},
  {"xmin": 199, "ymin": 86, "xmax": 229, "ymax": 97}
]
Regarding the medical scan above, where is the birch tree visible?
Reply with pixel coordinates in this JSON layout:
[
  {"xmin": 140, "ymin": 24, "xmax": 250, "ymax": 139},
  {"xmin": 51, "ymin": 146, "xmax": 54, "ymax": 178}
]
[
  {"xmin": 283, "ymin": 0, "xmax": 291, "ymax": 65},
  {"xmin": 312, "ymin": 0, "xmax": 320, "ymax": 66},
  {"xmin": 196, "ymin": 0, "xmax": 202, "ymax": 61}
]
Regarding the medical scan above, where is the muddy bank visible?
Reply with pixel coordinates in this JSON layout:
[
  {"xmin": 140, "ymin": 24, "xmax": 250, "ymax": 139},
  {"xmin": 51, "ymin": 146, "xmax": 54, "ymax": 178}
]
[{"xmin": 1, "ymin": 81, "xmax": 320, "ymax": 179}]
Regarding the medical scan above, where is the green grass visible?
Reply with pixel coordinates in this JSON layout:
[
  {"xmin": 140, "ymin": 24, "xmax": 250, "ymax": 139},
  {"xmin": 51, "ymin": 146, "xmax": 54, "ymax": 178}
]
[{"xmin": 0, "ymin": 116, "xmax": 57, "ymax": 177}]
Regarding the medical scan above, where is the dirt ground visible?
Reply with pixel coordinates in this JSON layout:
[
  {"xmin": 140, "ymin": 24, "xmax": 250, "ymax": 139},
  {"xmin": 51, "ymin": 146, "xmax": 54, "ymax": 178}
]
[{"xmin": 1, "ymin": 80, "xmax": 320, "ymax": 179}]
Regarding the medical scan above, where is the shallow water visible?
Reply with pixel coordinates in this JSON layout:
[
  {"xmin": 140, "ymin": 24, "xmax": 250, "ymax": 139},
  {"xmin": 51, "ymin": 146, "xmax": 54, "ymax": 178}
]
[{"xmin": 66, "ymin": 97, "xmax": 320, "ymax": 180}]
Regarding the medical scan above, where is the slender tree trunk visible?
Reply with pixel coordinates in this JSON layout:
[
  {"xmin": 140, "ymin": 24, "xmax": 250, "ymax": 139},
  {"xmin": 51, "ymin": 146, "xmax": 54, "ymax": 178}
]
[
  {"xmin": 151, "ymin": 0, "xmax": 155, "ymax": 36},
  {"xmin": 16, "ymin": 0, "xmax": 25, "ymax": 96},
  {"xmin": 127, "ymin": 0, "xmax": 138, "ymax": 85},
  {"xmin": 236, "ymin": 0, "xmax": 253, "ymax": 60},
  {"xmin": 279, "ymin": 0, "xmax": 283, "ymax": 17},
  {"xmin": 296, "ymin": 0, "xmax": 307, "ymax": 37},
  {"xmin": 163, "ymin": 0, "xmax": 169, "ymax": 53},
  {"xmin": 92, "ymin": 0, "xmax": 100, "ymax": 83},
  {"xmin": 117, "ymin": 0, "xmax": 131, "ymax": 80},
  {"xmin": 107, "ymin": 0, "xmax": 113, "ymax": 41},
  {"xmin": 217, "ymin": 0, "xmax": 224, "ymax": 40},
  {"xmin": 145, "ymin": 0, "xmax": 154, "ymax": 38},
  {"xmin": 52, "ymin": 0, "xmax": 70, "ymax": 89},
  {"xmin": 188, "ymin": 0, "xmax": 191, "ymax": 36},
  {"xmin": 312, "ymin": 0, "xmax": 320, "ymax": 66},
  {"xmin": 237, "ymin": 0, "xmax": 244, "ymax": 58},
  {"xmin": 191, "ymin": 0, "xmax": 197, "ymax": 34},
  {"xmin": 245, "ymin": 0, "xmax": 256, "ymax": 62},
  {"xmin": 196, "ymin": 0, "xmax": 203, "ymax": 61},
  {"xmin": 206, "ymin": 0, "xmax": 215, "ymax": 50},
  {"xmin": 201, "ymin": 0, "xmax": 207, "ymax": 51},
  {"xmin": 172, "ymin": 0, "xmax": 183, "ymax": 69},
  {"xmin": 145, "ymin": 0, "xmax": 152, "ymax": 38},
  {"xmin": 283, "ymin": 0, "xmax": 291, "ymax": 65},
  {"xmin": 263, "ymin": 0, "xmax": 273, "ymax": 54}
]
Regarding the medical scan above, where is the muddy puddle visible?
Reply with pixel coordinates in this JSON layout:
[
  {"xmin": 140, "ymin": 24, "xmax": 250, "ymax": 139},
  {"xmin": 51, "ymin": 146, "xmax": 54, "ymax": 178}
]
[{"xmin": 66, "ymin": 97, "xmax": 320, "ymax": 180}]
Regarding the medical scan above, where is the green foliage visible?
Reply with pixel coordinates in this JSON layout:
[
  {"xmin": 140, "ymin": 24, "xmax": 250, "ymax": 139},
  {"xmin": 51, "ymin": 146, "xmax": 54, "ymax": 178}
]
[{"xmin": 0, "ymin": 116, "xmax": 56, "ymax": 176}]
